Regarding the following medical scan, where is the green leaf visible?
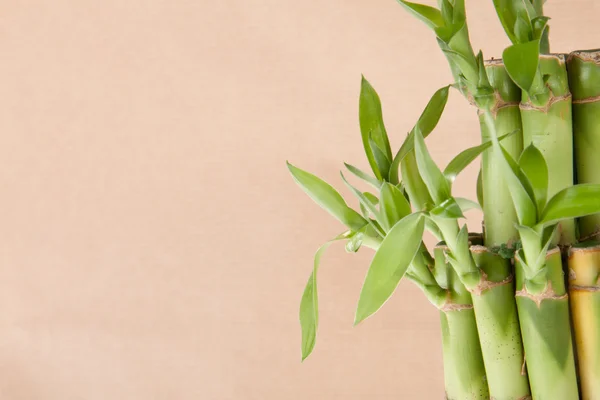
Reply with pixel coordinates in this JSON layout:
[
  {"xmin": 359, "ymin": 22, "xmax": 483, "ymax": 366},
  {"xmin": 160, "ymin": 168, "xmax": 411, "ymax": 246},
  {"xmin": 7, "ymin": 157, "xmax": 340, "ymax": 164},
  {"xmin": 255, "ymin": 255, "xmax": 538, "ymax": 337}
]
[
  {"xmin": 389, "ymin": 86, "xmax": 450, "ymax": 184},
  {"xmin": 344, "ymin": 163, "xmax": 380, "ymax": 189},
  {"xmin": 401, "ymin": 151, "xmax": 434, "ymax": 212},
  {"xmin": 476, "ymin": 168, "xmax": 484, "ymax": 207},
  {"xmin": 443, "ymin": 131, "xmax": 516, "ymax": 183},
  {"xmin": 396, "ymin": 0, "xmax": 445, "ymax": 29},
  {"xmin": 380, "ymin": 182, "xmax": 412, "ymax": 232},
  {"xmin": 287, "ymin": 162, "xmax": 367, "ymax": 231},
  {"xmin": 359, "ymin": 77, "xmax": 393, "ymax": 180},
  {"xmin": 340, "ymin": 172, "xmax": 387, "ymax": 234},
  {"xmin": 518, "ymin": 144, "xmax": 548, "ymax": 215},
  {"xmin": 300, "ymin": 232, "xmax": 349, "ymax": 361},
  {"xmin": 346, "ymin": 231, "xmax": 364, "ymax": 253},
  {"xmin": 456, "ymin": 197, "xmax": 481, "ymax": 213},
  {"xmin": 355, "ymin": 213, "xmax": 425, "ymax": 325},
  {"xmin": 531, "ymin": 16, "xmax": 550, "ymax": 41},
  {"xmin": 502, "ymin": 40, "xmax": 540, "ymax": 92},
  {"xmin": 441, "ymin": 48, "xmax": 479, "ymax": 86},
  {"xmin": 538, "ymin": 184, "xmax": 600, "ymax": 227},
  {"xmin": 492, "ymin": 0, "xmax": 536, "ymax": 44},
  {"xmin": 369, "ymin": 136, "xmax": 391, "ymax": 182},
  {"xmin": 413, "ymin": 126, "xmax": 451, "ymax": 204},
  {"xmin": 430, "ymin": 197, "xmax": 464, "ymax": 219},
  {"xmin": 514, "ymin": 11, "xmax": 532, "ymax": 43}
]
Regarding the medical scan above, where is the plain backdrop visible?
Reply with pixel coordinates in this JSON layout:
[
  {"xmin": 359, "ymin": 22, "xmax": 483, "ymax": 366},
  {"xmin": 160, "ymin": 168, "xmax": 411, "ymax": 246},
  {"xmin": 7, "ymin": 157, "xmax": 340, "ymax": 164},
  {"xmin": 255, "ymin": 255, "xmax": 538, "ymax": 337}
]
[{"xmin": 0, "ymin": 0, "xmax": 598, "ymax": 399}]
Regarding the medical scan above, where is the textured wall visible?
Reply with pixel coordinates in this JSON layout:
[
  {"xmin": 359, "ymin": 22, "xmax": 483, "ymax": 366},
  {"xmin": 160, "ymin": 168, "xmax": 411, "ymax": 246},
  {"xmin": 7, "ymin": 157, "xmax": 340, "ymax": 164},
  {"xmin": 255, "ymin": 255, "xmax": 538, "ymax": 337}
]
[{"xmin": 0, "ymin": 0, "xmax": 597, "ymax": 398}]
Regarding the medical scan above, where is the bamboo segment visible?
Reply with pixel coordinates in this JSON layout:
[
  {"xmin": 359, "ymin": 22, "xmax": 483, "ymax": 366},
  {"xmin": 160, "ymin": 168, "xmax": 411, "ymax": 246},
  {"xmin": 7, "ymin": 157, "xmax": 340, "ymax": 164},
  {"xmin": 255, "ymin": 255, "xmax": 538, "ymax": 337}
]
[
  {"xmin": 568, "ymin": 243, "xmax": 600, "ymax": 400},
  {"xmin": 520, "ymin": 54, "xmax": 576, "ymax": 246},
  {"xmin": 567, "ymin": 50, "xmax": 600, "ymax": 240},
  {"xmin": 470, "ymin": 246, "xmax": 531, "ymax": 400},
  {"xmin": 515, "ymin": 248, "xmax": 579, "ymax": 399},
  {"xmin": 434, "ymin": 246, "xmax": 489, "ymax": 400},
  {"xmin": 479, "ymin": 60, "xmax": 523, "ymax": 248}
]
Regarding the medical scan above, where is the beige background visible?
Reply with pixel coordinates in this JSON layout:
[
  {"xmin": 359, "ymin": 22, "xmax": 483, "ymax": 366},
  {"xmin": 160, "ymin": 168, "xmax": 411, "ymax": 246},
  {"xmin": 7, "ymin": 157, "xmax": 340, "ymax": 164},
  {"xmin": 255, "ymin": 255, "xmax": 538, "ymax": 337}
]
[{"xmin": 0, "ymin": 0, "xmax": 597, "ymax": 399}]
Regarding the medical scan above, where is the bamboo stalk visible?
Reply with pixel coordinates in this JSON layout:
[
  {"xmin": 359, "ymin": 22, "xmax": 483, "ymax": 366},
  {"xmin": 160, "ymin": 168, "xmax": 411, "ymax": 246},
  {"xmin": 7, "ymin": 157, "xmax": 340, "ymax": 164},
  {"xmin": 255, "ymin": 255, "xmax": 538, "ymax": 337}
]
[
  {"xmin": 567, "ymin": 49, "xmax": 600, "ymax": 240},
  {"xmin": 568, "ymin": 243, "xmax": 600, "ymax": 400},
  {"xmin": 469, "ymin": 246, "xmax": 530, "ymax": 400},
  {"xmin": 479, "ymin": 59, "xmax": 523, "ymax": 247},
  {"xmin": 519, "ymin": 54, "xmax": 576, "ymax": 246},
  {"xmin": 434, "ymin": 245, "xmax": 488, "ymax": 400},
  {"xmin": 515, "ymin": 247, "xmax": 579, "ymax": 399}
]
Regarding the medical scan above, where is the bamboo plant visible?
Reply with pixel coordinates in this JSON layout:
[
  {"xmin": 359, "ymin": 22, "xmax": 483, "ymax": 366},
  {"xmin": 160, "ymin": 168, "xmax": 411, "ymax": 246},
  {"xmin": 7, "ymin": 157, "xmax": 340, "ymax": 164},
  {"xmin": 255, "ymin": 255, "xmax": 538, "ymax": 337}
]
[
  {"xmin": 396, "ymin": 1, "xmax": 530, "ymax": 398},
  {"xmin": 288, "ymin": 79, "xmax": 500, "ymax": 398},
  {"xmin": 287, "ymin": 1, "xmax": 600, "ymax": 398}
]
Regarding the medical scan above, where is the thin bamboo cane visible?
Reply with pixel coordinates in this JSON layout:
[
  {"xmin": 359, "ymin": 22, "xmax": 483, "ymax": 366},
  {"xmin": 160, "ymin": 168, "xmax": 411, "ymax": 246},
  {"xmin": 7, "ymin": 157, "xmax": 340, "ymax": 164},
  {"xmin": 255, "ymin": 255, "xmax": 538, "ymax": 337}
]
[
  {"xmin": 515, "ymin": 247, "xmax": 579, "ymax": 399},
  {"xmin": 567, "ymin": 49, "xmax": 600, "ymax": 240},
  {"xmin": 568, "ymin": 243, "xmax": 600, "ymax": 400},
  {"xmin": 479, "ymin": 60, "xmax": 523, "ymax": 248},
  {"xmin": 520, "ymin": 54, "xmax": 576, "ymax": 246},
  {"xmin": 434, "ymin": 244, "xmax": 488, "ymax": 400}
]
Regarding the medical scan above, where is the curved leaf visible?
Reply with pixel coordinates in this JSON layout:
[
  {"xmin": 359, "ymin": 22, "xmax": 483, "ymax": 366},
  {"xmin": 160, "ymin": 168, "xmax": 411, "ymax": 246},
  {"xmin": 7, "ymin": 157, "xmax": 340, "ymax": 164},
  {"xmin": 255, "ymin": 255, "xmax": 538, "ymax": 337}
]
[
  {"xmin": 401, "ymin": 151, "xmax": 434, "ymax": 212},
  {"xmin": 380, "ymin": 182, "xmax": 412, "ymax": 231},
  {"xmin": 503, "ymin": 40, "xmax": 540, "ymax": 92},
  {"xmin": 538, "ymin": 184, "xmax": 600, "ymax": 227},
  {"xmin": 519, "ymin": 144, "xmax": 548, "ymax": 214},
  {"xmin": 396, "ymin": 0, "xmax": 445, "ymax": 29},
  {"xmin": 430, "ymin": 197, "xmax": 464, "ymax": 219},
  {"xmin": 456, "ymin": 197, "xmax": 481, "ymax": 213},
  {"xmin": 359, "ymin": 77, "xmax": 392, "ymax": 180},
  {"xmin": 413, "ymin": 126, "xmax": 451, "ymax": 204},
  {"xmin": 443, "ymin": 131, "xmax": 516, "ymax": 183},
  {"xmin": 344, "ymin": 162, "xmax": 380, "ymax": 189},
  {"xmin": 287, "ymin": 162, "xmax": 367, "ymax": 231},
  {"xmin": 355, "ymin": 213, "xmax": 425, "ymax": 325},
  {"xmin": 300, "ymin": 233, "xmax": 349, "ymax": 361},
  {"xmin": 389, "ymin": 86, "xmax": 450, "ymax": 184}
]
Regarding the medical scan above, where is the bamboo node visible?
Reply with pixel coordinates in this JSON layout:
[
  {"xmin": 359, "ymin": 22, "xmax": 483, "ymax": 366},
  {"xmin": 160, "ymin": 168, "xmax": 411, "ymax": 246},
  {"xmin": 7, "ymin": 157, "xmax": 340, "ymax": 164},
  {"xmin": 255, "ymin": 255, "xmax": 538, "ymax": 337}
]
[
  {"xmin": 439, "ymin": 302, "xmax": 474, "ymax": 312},
  {"xmin": 515, "ymin": 281, "xmax": 568, "ymax": 308},
  {"xmin": 573, "ymin": 95, "xmax": 600, "ymax": 104},
  {"xmin": 519, "ymin": 93, "xmax": 572, "ymax": 113},
  {"xmin": 468, "ymin": 271, "xmax": 513, "ymax": 296},
  {"xmin": 569, "ymin": 284, "xmax": 600, "ymax": 292},
  {"xmin": 476, "ymin": 90, "xmax": 519, "ymax": 118}
]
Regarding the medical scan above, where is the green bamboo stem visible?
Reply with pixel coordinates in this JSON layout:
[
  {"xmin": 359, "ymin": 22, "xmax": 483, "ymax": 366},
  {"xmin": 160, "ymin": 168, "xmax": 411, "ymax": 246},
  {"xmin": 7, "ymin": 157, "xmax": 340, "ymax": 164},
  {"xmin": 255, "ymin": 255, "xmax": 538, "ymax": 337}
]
[
  {"xmin": 520, "ymin": 54, "xmax": 576, "ymax": 246},
  {"xmin": 568, "ymin": 243, "xmax": 600, "ymax": 400},
  {"xmin": 434, "ymin": 245, "xmax": 488, "ymax": 400},
  {"xmin": 479, "ymin": 60, "xmax": 523, "ymax": 247},
  {"xmin": 567, "ymin": 50, "xmax": 600, "ymax": 240},
  {"xmin": 515, "ymin": 247, "xmax": 579, "ymax": 399},
  {"xmin": 469, "ymin": 246, "xmax": 530, "ymax": 400}
]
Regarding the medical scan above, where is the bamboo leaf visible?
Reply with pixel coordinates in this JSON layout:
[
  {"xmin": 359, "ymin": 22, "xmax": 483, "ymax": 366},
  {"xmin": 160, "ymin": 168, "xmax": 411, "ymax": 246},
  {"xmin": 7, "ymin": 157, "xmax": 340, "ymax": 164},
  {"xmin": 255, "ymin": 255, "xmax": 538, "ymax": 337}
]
[
  {"xmin": 401, "ymin": 151, "xmax": 434, "ymax": 212},
  {"xmin": 538, "ymin": 184, "xmax": 600, "ymax": 227},
  {"xmin": 503, "ymin": 40, "xmax": 540, "ymax": 92},
  {"xmin": 300, "ymin": 232, "xmax": 349, "ymax": 361},
  {"xmin": 430, "ymin": 197, "xmax": 464, "ymax": 219},
  {"xmin": 389, "ymin": 86, "xmax": 450, "ymax": 184},
  {"xmin": 456, "ymin": 197, "xmax": 481, "ymax": 213},
  {"xmin": 519, "ymin": 144, "xmax": 548, "ymax": 215},
  {"xmin": 380, "ymin": 182, "xmax": 412, "ymax": 232},
  {"xmin": 413, "ymin": 126, "xmax": 451, "ymax": 204},
  {"xmin": 341, "ymin": 172, "xmax": 386, "ymax": 230},
  {"xmin": 443, "ymin": 131, "xmax": 516, "ymax": 183},
  {"xmin": 396, "ymin": 0, "xmax": 445, "ymax": 29},
  {"xmin": 531, "ymin": 16, "xmax": 550, "ymax": 40},
  {"xmin": 359, "ymin": 77, "xmax": 393, "ymax": 180},
  {"xmin": 355, "ymin": 213, "xmax": 425, "ymax": 325},
  {"xmin": 287, "ymin": 162, "xmax": 367, "ymax": 231},
  {"xmin": 370, "ymin": 136, "xmax": 391, "ymax": 182},
  {"xmin": 344, "ymin": 162, "xmax": 380, "ymax": 189}
]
